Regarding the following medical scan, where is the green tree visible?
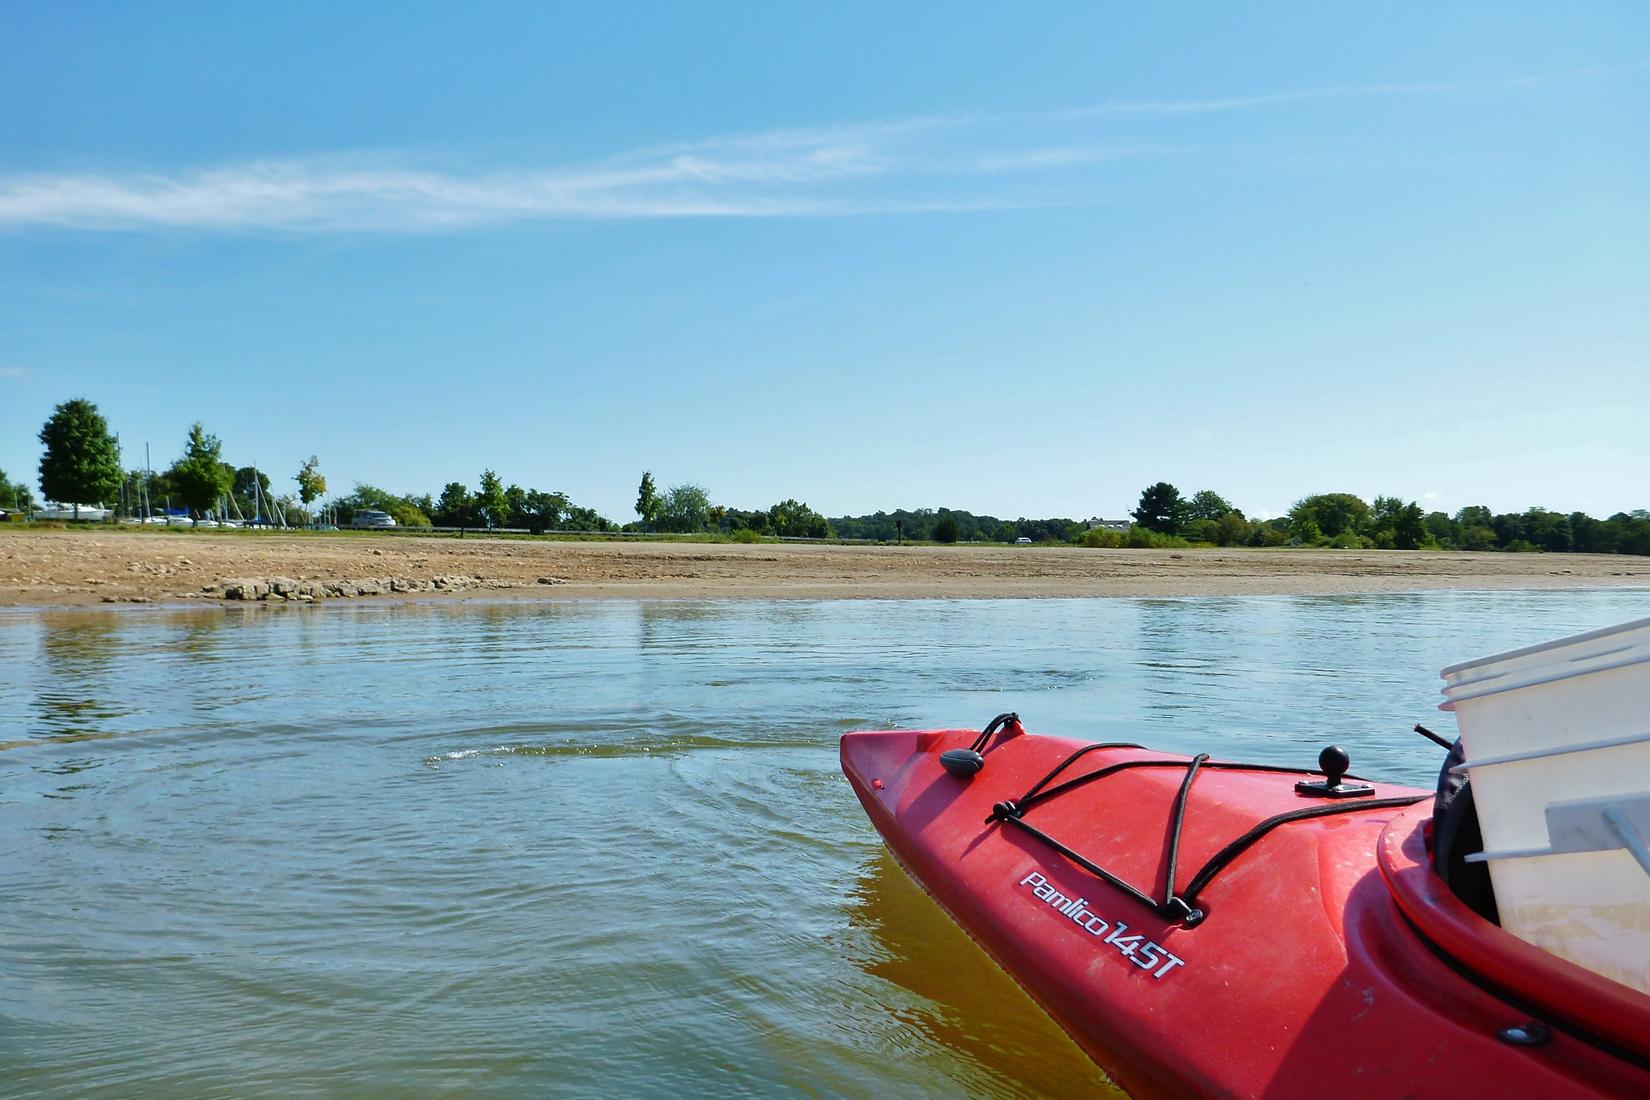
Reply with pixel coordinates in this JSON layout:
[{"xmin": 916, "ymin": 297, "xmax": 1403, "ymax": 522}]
[
  {"xmin": 1454, "ymin": 505, "xmax": 1493, "ymax": 529},
  {"xmin": 1394, "ymin": 502, "xmax": 1427, "ymax": 550},
  {"xmin": 1367, "ymin": 496, "xmax": 1405, "ymax": 549},
  {"xmin": 656, "ymin": 483, "xmax": 711, "ymax": 533},
  {"xmin": 564, "ymin": 505, "xmax": 613, "ymax": 532},
  {"xmin": 1290, "ymin": 493, "xmax": 1371, "ymax": 539},
  {"xmin": 1131, "ymin": 482, "xmax": 1187, "ymax": 535},
  {"xmin": 1458, "ymin": 523, "xmax": 1499, "ymax": 551},
  {"xmin": 233, "ymin": 466, "xmax": 273, "ymax": 520},
  {"xmin": 1186, "ymin": 489, "xmax": 1237, "ymax": 522},
  {"xmin": 1423, "ymin": 511, "xmax": 1456, "ymax": 548},
  {"xmin": 1289, "ymin": 514, "xmax": 1324, "ymax": 544},
  {"xmin": 295, "ymin": 456, "xmax": 327, "ymax": 506},
  {"xmin": 164, "ymin": 423, "xmax": 233, "ymax": 523},
  {"xmin": 932, "ymin": 515, "xmax": 959, "ymax": 543},
  {"xmin": 636, "ymin": 471, "xmax": 661, "ymax": 527},
  {"xmin": 475, "ymin": 469, "xmax": 509, "ymax": 528},
  {"xmin": 37, "ymin": 398, "xmax": 122, "ymax": 516},
  {"xmin": 1569, "ymin": 511, "xmax": 1604, "ymax": 554},
  {"xmin": 766, "ymin": 498, "xmax": 834, "ymax": 539},
  {"xmin": 505, "ymin": 484, "xmax": 530, "ymax": 527},
  {"xmin": 0, "ymin": 467, "xmax": 36, "ymax": 513},
  {"xmin": 521, "ymin": 489, "xmax": 569, "ymax": 534},
  {"xmin": 120, "ymin": 467, "xmax": 170, "ymax": 517},
  {"xmin": 1212, "ymin": 511, "xmax": 1254, "ymax": 546},
  {"xmin": 434, "ymin": 482, "xmax": 472, "ymax": 526},
  {"xmin": 1524, "ymin": 507, "xmax": 1573, "ymax": 552}
]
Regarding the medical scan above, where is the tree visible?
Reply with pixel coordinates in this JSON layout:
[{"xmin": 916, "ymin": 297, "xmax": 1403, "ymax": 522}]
[
  {"xmin": 1131, "ymin": 482, "xmax": 1187, "ymax": 535},
  {"xmin": 1290, "ymin": 493, "xmax": 1370, "ymax": 539},
  {"xmin": 933, "ymin": 515, "xmax": 959, "ymax": 543},
  {"xmin": 1423, "ymin": 511, "xmax": 1456, "ymax": 548},
  {"xmin": 1524, "ymin": 507, "xmax": 1573, "ymax": 553},
  {"xmin": 504, "ymin": 484, "xmax": 529, "ymax": 528},
  {"xmin": 635, "ymin": 471, "xmax": 661, "ymax": 527},
  {"xmin": 1368, "ymin": 496, "xmax": 1407, "ymax": 549},
  {"xmin": 434, "ymin": 482, "xmax": 473, "ymax": 527},
  {"xmin": 233, "ymin": 466, "xmax": 272, "ymax": 520},
  {"xmin": 37, "ymin": 398, "xmax": 121, "ymax": 516},
  {"xmin": 295, "ymin": 456, "xmax": 327, "ymax": 506},
  {"xmin": 1212, "ymin": 511, "xmax": 1254, "ymax": 546},
  {"xmin": 520, "ymin": 489, "xmax": 569, "ymax": 534},
  {"xmin": 1394, "ymin": 502, "xmax": 1427, "ymax": 550},
  {"xmin": 564, "ymin": 505, "xmax": 613, "ymax": 532},
  {"xmin": 1458, "ymin": 523, "xmax": 1499, "ymax": 552},
  {"xmin": 766, "ymin": 499, "xmax": 834, "ymax": 539},
  {"xmin": 656, "ymin": 483, "xmax": 711, "ymax": 533},
  {"xmin": 164, "ymin": 422, "xmax": 233, "ymax": 522},
  {"xmin": 475, "ymin": 470, "xmax": 509, "ymax": 528},
  {"xmin": 1187, "ymin": 489, "xmax": 1237, "ymax": 522},
  {"xmin": 0, "ymin": 468, "xmax": 36, "ymax": 513},
  {"xmin": 1289, "ymin": 514, "xmax": 1323, "ymax": 544},
  {"xmin": 1454, "ymin": 505, "xmax": 1493, "ymax": 529},
  {"xmin": 120, "ymin": 467, "xmax": 171, "ymax": 517}
]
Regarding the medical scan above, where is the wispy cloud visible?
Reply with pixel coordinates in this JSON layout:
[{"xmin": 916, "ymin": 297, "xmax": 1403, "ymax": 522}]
[
  {"xmin": 0, "ymin": 366, "xmax": 33, "ymax": 380},
  {"xmin": 0, "ymin": 69, "xmax": 1603, "ymax": 233}
]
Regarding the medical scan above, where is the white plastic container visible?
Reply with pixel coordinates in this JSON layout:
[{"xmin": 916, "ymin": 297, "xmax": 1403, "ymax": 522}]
[{"xmin": 1440, "ymin": 616, "xmax": 1650, "ymax": 994}]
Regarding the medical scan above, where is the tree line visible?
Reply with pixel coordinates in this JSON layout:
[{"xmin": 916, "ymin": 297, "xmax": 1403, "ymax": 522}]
[
  {"xmin": 1118, "ymin": 482, "xmax": 1650, "ymax": 556},
  {"xmin": 9, "ymin": 398, "xmax": 1648, "ymax": 556}
]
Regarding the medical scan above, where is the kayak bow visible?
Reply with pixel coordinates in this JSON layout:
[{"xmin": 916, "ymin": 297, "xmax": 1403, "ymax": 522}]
[{"xmin": 841, "ymin": 719, "xmax": 1650, "ymax": 1098}]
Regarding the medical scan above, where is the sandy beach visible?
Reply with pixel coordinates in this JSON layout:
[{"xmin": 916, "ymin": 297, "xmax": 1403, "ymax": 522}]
[{"xmin": 1, "ymin": 528, "xmax": 1645, "ymax": 608}]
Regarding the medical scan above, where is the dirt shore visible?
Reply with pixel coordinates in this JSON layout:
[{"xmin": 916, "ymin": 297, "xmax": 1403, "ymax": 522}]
[{"xmin": 1, "ymin": 528, "xmax": 1646, "ymax": 609}]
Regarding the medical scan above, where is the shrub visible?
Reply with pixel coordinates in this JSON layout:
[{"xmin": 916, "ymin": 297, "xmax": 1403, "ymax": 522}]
[
  {"xmin": 1124, "ymin": 526, "xmax": 1191, "ymax": 549},
  {"xmin": 388, "ymin": 502, "xmax": 432, "ymax": 528},
  {"xmin": 1077, "ymin": 527, "xmax": 1124, "ymax": 548}
]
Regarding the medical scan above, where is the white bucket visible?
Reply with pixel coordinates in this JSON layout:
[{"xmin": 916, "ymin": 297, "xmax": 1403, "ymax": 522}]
[{"xmin": 1440, "ymin": 616, "xmax": 1650, "ymax": 994}]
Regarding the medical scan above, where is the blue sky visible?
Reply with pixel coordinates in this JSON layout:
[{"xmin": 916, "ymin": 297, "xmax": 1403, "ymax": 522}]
[{"xmin": 3, "ymin": 3, "xmax": 1646, "ymax": 522}]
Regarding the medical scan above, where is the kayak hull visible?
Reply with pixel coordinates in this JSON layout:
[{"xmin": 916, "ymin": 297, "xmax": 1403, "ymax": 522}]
[{"xmin": 841, "ymin": 727, "xmax": 1650, "ymax": 1098}]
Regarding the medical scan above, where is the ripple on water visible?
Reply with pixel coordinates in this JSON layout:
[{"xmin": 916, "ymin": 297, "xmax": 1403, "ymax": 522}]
[{"xmin": 5, "ymin": 589, "xmax": 1650, "ymax": 1098}]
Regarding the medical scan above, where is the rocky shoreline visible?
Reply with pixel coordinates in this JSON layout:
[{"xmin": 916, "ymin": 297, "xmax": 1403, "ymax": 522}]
[{"xmin": 210, "ymin": 574, "xmax": 567, "ymax": 601}]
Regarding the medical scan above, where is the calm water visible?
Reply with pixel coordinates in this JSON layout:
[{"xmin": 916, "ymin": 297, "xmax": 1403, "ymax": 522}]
[{"xmin": 6, "ymin": 589, "xmax": 1650, "ymax": 1098}]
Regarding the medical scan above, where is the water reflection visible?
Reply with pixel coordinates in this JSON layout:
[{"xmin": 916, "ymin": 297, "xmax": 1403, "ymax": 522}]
[
  {"xmin": 32, "ymin": 616, "xmax": 132, "ymax": 743},
  {"xmin": 845, "ymin": 848, "xmax": 1125, "ymax": 1098}
]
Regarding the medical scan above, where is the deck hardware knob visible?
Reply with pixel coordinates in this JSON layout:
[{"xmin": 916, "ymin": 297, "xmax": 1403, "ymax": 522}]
[
  {"xmin": 1497, "ymin": 1021, "xmax": 1551, "ymax": 1047},
  {"xmin": 1294, "ymin": 744, "xmax": 1376, "ymax": 799},
  {"xmin": 1319, "ymin": 745, "xmax": 1350, "ymax": 786},
  {"xmin": 940, "ymin": 748, "xmax": 985, "ymax": 778}
]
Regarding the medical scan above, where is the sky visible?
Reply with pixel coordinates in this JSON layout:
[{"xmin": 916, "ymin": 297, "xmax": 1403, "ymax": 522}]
[{"xmin": 2, "ymin": 3, "xmax": 1646, "ymax": 522}]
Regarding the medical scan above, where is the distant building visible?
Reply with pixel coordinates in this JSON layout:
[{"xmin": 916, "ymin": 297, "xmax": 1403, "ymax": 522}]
[{"xmin": 1086, "ymin": 517, "xmax": 1131, "ymax": 531}]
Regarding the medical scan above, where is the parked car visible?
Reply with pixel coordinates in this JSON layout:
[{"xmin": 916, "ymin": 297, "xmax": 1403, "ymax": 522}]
[
  {"xmin": 351, "ymin": 510, "xmax": 397, "ymax": 530},
  {"xmin": 1014, "ymin": 536, "xmax": 1033, "ymax": 545}
]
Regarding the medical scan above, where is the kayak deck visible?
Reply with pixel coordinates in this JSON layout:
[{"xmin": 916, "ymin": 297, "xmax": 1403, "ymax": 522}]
[{"xmin": 842, "ymin": 725, "xmax": 1650, "ymax": 1098}]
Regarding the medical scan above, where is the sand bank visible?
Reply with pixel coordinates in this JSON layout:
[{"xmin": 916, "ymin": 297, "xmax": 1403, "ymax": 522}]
[{"xmin": 1, "ymin": 528, "xmax": 1645, "ymax": 609}]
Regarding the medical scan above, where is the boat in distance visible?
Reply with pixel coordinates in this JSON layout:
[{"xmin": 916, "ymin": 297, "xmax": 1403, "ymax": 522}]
[{"xmin": 840, "ymin": 715, "xmax": 1650, "ymax": 1098}]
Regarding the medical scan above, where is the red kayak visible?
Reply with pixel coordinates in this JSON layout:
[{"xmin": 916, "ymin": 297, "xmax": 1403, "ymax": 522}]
[{"xmin": 841, "ymin": 715, "xmax": 1650, "ymax": 1098}]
